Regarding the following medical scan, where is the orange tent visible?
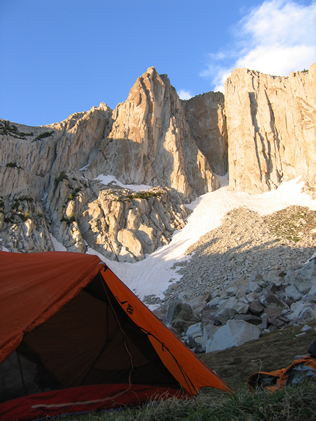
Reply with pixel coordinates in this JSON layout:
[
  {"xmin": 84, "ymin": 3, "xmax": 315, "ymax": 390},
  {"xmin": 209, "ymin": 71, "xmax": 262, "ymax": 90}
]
[{"xmin": 0, "ymin": 251, "xmax": 231, "ymax": 420}]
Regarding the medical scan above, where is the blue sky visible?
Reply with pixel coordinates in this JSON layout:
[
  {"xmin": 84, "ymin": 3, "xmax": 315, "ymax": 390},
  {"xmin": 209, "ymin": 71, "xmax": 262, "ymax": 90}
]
[{"xmin": 1, "ymin": 0, "xmax": 315, "ymax": 126}]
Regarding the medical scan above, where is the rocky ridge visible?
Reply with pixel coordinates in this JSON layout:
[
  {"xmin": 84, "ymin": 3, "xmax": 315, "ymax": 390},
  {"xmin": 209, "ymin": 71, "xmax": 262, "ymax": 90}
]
[
  {"xmin": 0, "ymin": 68, "xmax": 224, "ymax": 259},
  {"xmin": 149, "ymin": 205, "xmax": 316, "ymax": 353},
  {"xmin": 1, "ymin": 64, "xmax": 316, "ymax": 258},
  {"xmin": 226, "ymin": 63, "xmax": 316, "ymax": 195},
  {"xmin": 85, "ymin": 67, "xmax": 219, "ymax": 197}
]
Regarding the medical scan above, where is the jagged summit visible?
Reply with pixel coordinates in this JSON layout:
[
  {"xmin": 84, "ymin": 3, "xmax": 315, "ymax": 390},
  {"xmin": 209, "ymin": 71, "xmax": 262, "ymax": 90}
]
[{"xmin": 0, "ymin": 63, "xmax": 315, "ymax": 260}]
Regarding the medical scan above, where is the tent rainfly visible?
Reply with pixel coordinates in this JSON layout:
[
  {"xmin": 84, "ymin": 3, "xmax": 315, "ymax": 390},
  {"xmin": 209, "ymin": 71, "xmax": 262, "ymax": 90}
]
[{"xmin": 0, "ymin": 251, "xmax": 231, "ymax": 420}]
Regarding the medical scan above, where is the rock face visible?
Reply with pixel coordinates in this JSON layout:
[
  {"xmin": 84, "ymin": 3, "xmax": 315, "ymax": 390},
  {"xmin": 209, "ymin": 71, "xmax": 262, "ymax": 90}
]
[
  {"xmin": 1, "ymin": 62, "xmax": 316, "ymax": 264},
  {"xmin": 225, "ymin": 63, "xmax": 316, "ymax": 194},
  {"xmin": 158, "ymin": 238, "xmax": 316, "ymax": 354},
  {"xmin": 0, "ymin": 104, "xmax": 112, "ymax": 200},
  {"xmin": 87, "ymin": 67, "xmax": 219, "ymax": 198},
  {"xmin": 0, "ymin": 67, "xmax": 223, "ymax": 259},
  {"xmin": 150, "ymin": 205, "xmax": 316, "ymax": 353},
  {"xmin": 182, "ymin": 92, "xmax": 228, "ymax": 175}
]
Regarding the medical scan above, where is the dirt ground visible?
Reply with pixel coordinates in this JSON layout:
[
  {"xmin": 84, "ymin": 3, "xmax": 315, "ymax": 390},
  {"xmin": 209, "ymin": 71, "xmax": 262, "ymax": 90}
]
[{"xmin": 199, "ymin": 321, "xmax": 316, "ymax": 392}]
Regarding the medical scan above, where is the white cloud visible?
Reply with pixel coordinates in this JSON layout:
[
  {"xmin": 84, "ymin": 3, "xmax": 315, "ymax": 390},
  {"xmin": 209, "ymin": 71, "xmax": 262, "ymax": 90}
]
[
  {"xmin": 202, "ymin": 0, "xmax": 316, "ymax": 91},
  {"xmin": 178, "ymin": 89, "xmax": 193, "ymax": 100}
]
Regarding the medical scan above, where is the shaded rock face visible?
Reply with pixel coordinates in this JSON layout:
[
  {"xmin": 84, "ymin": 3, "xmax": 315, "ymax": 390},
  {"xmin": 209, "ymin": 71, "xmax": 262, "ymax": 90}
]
[
  {"xmin": 0, "ymin": 177, "xmax": 190, "ymax": 261},
  {"xmin": 0, "ymin": 104, "xmax": 112, "ymax": 200},
  {"xmin": 87, "ymin": 67, "xmax": 219, "ymax": 198},
  {"xmin": 225, "ymin": 63, "xmax": 316, "ymax": 194},
  {"xmin": 0, "ymin": 67, "xmax": 224, "ymax": 259},
  {"xmin": 182, "ymin": 92, "xmax": 228, "ymax": 175}
]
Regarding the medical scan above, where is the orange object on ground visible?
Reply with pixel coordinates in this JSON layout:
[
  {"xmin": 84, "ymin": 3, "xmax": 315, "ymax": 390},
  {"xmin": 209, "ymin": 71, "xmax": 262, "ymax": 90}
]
[
  {"xmin": 248, "ymin": 356, "xmax": 316, "ymax": 392},
  {"xmin": 0, "ymin": 251, "xmax": 232, "ymax": 420}
]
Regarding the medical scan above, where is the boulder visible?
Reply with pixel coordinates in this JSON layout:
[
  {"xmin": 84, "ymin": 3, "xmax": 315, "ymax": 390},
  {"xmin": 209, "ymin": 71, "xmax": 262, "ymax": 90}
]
[
  {"xmin": 300, "ymin": 259, "xmax": 316, "ymax": 279},
  {"xmin": 284, "ymin": 285, "xmax": 303, "ymax": 302},
  {"xmin": 260, "ymin": 290, "xmax": 288, "ymax": 310},
  {"xmin": 186, "ymin": 293, "xmax": 210, "ymax": 315},
  {"xmin": 205, "ymin": 320, "xmax": 261, "ymax": 353},
  {"xmin": 225, "ymin": 297, "xmax": 249, "ymax": 314},
  {"xmin": 163, "ymin": 301, "xmax": 194, "ymax": 334},
  {"xmin": 261, "ymin": 313, "xmax": 269, "ymax": 330},
  {"xmin": 117, "ymin": 229, "xmax": 144, "ymax": 261},
  {"xmin": 248, "ymin": 300, "xmax": 264, "ymax": 316},
  {"xmin": 293, "ymin": 276, "xmax": 312, "ymax": 295},
  {"xmin": 163, "ymin": 301, "xmax": 183, "ymax": 326},
  {"xmin": 248, "ymin": 281, "xmax": 263, "ymax": 294},
  {"xmin": 225, "ymin": 287, "xmax": 238, "ymax": 297},
  {"xmin": 234, "ymin": 314, "xmax": 262, "ymax": 325},
  {"xmin": 305, "ymin": 285, "xmax": 316, "ymax": 303},
  {"xmin": 215, "ymin": 307, "xmax": 237, "ymax": 325}
]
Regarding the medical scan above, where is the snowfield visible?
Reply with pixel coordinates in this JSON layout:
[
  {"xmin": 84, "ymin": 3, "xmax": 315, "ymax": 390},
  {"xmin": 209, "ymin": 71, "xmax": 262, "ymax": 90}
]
[{"xmin": 83, "ymin": 175, "xmax": 316, "ymax": 301}]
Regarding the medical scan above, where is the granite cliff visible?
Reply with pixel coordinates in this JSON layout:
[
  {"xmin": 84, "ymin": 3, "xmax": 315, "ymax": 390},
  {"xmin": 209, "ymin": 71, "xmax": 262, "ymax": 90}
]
[
  {"xmin": 0, "ymin": 63, "xmax": 315, "ymax": 260},
  {"xmin": 0, "ymin": 68, "xmax": 223, "ymax": 259},
  {"xmin": 225, "ymin": 62, "xmax": 316, "ymax": 195}
]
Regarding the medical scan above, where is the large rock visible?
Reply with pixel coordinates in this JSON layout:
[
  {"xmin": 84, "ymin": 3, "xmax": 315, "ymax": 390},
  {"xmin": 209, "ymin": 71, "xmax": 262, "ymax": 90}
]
[
  {"xmin": 182, "ymin": 92, "xmax": 228, "ymax": 175},
  {"xmin": 0, "ymin": 104, "xmax": 112, "ymax": 200},
  {"xmin": 86, "ymin": 67, "xmax": 219, "ymax": 199},
  {"xmin": 205, "ymin": 320, "xmax": 261, "ymax": 352},
  {"xmin": 225, "ymin": 63, "xmax": 316, "ymax": 195},
  {"xmin": 0, "ymin": 66, "xmax": 222, "ymax": 257}
]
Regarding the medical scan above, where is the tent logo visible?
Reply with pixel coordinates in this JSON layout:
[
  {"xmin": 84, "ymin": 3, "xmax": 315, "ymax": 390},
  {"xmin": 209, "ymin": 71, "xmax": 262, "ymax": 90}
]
[
  {"xmin": 126, "ymin": 304, "xmax": 134, "ymax": 315},
  {"xmin": 120, "ymin": 300, "xmax": 134, "ymax": 315}
]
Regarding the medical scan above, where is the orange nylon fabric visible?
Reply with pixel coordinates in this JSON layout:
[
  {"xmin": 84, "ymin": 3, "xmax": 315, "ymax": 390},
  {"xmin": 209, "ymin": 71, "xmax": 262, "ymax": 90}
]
[
  {"xmin": 248, "ymin": 356, "xmax": 316, "ymax": 391},
  {"xmin": 0, "ymin": 251, "xmax": 231, "ymax": 396},
  {"xmin": 101, "ymin": 267, "xmax": 232, "ymax": 394},
  {"xmin": 0, "ymin": 251, "xmax": 102, "ymax": 365}
]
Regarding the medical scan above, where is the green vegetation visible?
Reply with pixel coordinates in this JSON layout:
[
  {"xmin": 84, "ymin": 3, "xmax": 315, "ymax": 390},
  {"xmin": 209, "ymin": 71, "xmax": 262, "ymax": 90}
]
[
  {"xmin": 33, "ymin": 130, "xmax": 54, "ymax": 141},
  {"xmin": 264, "ymin": 205, "xmax": 316, "ymax": 242},
  {"xmin": 66, "ymin": 187, "xmax": 81, "ymax": 203},
  {"xmin": 18, "ymin": 195, "xmax": 34, "ymax": 202},
  {"xmin": 114, "ymin": 190, "xmax": 163, "ymax": 202},
  {"xmin": 5, "ymin": 162, "xmax": 23, "ymax": 169},
  {"xmin": 126, "ymin": 191, "xmax": 162, "ymax": 200},
  {"xmin": 54, "ymin": 381, "xmax": 316, "ymax": 421},
  {"xmin": 0, "ymin": 120, "xmax": 54, "ymax": 141},
  {"xmin": 18, "ymin": 211, "xmax": 30, "ymax": 222},
  {"xmin": 54, "ymin": 171, "xmax": 69, "ymax": 186},
  {"xmin": 0, "ymin": 120, "xmax": 33, "ymax": 139},
  {"xmin": 61, "ymin": 213, "xmax": 76, "ymax": 225}
]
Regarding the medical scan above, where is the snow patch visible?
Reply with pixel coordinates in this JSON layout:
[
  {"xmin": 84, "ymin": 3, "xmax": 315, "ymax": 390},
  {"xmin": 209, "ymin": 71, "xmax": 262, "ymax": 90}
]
[
  {"xmin": 49, "ymin": 176, "xmax": 316, "ymax": 302},
  {"xmin": 95, "ymin": 177, "xmax": 316, "ymax": 300},
  {"xmin": 50, "ymin": 235, "xmax": 67, "ymax": 251},
  {"xmin": 79, "ymin": 164, "xmax": 89, "ymax": 171},
  {"xmin": 94, "ymin": 174, "xmax": 153, "ymax": 192}
]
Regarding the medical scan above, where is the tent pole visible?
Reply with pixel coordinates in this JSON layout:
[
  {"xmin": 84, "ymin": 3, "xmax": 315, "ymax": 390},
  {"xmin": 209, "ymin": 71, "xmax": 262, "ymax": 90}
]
[{"xmin": 16, "ymin": 351, "xmax": 27, "ymax": 395}]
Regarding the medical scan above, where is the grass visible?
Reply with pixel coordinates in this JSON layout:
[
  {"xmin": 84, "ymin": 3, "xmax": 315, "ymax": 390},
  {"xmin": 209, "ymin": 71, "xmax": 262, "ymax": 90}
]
[
  {"xmin": 54, "ymin": 381, "xmax": 316, "ymax": 421},
  {"xmin": 199, "ymin": 320, "xmax": 316, "ymax": 391}
]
